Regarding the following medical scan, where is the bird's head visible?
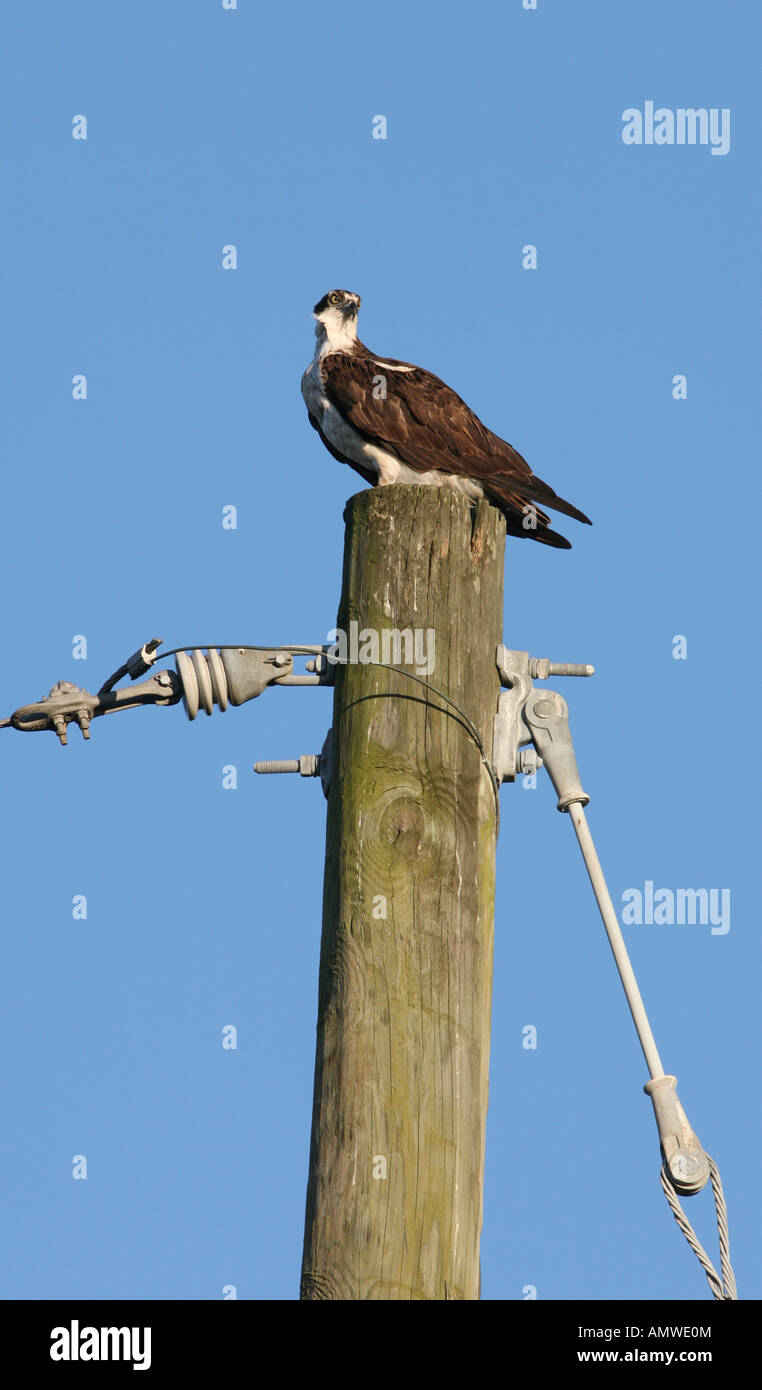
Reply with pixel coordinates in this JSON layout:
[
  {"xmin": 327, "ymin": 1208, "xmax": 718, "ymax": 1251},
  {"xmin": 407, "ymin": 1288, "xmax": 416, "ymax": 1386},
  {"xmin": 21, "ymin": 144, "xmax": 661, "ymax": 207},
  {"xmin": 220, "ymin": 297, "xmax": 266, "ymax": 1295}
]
[{"xmin": 312, "ymin": 289, "xmax": 362, "ymax": 351}]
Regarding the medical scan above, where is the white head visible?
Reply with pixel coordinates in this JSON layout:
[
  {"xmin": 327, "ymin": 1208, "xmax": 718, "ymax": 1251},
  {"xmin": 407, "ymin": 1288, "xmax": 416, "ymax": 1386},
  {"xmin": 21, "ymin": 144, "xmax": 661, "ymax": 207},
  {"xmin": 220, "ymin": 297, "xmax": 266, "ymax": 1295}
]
[{"xmin": 312, "ymin": 289, "xmax": 362, "ymax": 353}]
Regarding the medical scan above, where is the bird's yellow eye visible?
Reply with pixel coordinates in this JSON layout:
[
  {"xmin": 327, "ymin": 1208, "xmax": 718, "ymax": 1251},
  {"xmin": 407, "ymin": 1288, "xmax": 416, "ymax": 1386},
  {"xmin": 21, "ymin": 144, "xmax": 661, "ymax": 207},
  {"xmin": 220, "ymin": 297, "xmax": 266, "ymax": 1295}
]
[{"xmin": 329, "ymin": 292, "xmax": 342, "ymax": 305}]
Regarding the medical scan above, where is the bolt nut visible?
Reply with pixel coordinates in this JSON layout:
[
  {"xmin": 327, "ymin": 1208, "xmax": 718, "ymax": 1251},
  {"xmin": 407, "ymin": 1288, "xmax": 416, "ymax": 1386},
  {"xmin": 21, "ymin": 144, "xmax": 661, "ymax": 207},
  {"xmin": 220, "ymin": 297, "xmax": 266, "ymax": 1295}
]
[{"xmin": 518, "ymin": 748, "xmax": 543, "ymax": 775}]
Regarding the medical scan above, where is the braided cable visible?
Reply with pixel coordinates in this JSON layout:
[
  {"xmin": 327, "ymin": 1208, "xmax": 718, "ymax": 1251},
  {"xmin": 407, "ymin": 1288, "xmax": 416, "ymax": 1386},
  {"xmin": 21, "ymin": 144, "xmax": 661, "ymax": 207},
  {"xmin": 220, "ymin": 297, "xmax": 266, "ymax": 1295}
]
[{"xmin": 659, "ymin": 1156, "xmax": 738, "ymax": 1300}]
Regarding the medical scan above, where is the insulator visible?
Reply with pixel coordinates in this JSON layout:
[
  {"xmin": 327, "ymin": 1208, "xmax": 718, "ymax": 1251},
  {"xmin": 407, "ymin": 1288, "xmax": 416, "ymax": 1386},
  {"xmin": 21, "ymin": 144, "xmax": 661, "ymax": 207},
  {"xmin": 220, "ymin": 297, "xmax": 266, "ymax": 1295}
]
[
  {"xmin": 175, "ymin": 648, "xmax": 230, "ymax": 720},
  {"xmin": 206, "ymin": 648, "xmax": 229, "ymax": 711}
]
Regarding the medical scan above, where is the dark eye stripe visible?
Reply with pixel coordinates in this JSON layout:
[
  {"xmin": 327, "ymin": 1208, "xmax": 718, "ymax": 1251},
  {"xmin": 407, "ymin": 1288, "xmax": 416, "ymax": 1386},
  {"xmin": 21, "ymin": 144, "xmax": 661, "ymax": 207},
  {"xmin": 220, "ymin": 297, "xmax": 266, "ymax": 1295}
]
[{"xmin": 313, "ymin": 290, "xmax": 359, "ymax": 313}]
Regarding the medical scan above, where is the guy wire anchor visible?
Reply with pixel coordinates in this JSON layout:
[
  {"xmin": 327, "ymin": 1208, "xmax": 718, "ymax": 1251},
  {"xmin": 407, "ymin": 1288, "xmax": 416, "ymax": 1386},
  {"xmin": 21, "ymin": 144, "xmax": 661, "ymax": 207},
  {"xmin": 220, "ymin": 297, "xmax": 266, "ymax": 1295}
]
[{"xmin": 493, "ymin": 646, "xmax": 711, "ymax": 1198}]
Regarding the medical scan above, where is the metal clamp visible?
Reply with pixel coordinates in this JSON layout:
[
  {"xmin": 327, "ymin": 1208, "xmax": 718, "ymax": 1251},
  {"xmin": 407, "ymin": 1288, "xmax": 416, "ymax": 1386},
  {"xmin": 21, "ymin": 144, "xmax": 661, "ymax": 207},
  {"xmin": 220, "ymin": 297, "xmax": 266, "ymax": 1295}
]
[
  {"xmin": 644, "ymin": 1076, "xmax": 711, "ymax": 1195},
  {"xmin": 1, "ymin": 640, "xmax": 337, "ymax": 741},
  {"xmin": 1, "ymin": 671, "xmax": 181, "ymax": 745},
  {"xmin": 492, "ymin": 646, "xmax": 594, "ymax": 799},
  {"xmin": 522, "ymin": 689, "xmax": 589, "ymax": 812}
]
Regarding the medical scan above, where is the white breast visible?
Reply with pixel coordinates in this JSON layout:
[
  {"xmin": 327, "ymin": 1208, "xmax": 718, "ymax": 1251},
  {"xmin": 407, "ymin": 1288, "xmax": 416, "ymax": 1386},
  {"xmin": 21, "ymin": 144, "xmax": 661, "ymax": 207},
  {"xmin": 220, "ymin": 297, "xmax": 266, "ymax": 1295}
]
[
  {"xmin": 301, "ymin": 359, "xmax": 325, "ymax": 419},
  {"xmin": 301, "ymin": 357, "xmax": 380, "ymax": 478}
]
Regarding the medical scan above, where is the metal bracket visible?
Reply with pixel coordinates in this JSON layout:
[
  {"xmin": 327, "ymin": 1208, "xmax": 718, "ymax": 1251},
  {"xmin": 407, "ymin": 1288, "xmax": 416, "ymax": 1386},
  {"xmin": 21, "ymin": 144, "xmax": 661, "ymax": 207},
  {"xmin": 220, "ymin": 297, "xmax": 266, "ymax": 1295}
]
[{"xmin": 493, "ymin": 647, "xmax": 593, "ymax": 805}]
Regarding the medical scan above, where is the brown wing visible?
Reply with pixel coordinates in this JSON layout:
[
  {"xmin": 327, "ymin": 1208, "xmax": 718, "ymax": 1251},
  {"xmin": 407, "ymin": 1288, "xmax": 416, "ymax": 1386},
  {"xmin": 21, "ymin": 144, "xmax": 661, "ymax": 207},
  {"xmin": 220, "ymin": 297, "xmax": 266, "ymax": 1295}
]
[{"xmin": 322, "ymin": 352, "xmax": 591, "ymax": 527}]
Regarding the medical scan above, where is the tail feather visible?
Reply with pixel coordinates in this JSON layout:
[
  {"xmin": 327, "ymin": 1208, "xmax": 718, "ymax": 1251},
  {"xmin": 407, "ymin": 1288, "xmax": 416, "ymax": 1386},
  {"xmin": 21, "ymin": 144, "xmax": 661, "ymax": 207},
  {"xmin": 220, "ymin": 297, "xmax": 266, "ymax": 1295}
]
[
  {"xmin": 488, "ymin": 487, "xmax": 576, "ymax": 548},
  {"xmin": 483, "ymin": 471, "xmax": 592, "ymax": 526},
  {"xmin": 503, "ymin": 511, "xmax": 572, "ymax": 549},
  {"xmin": 530, "ymin": 481, "xmax": 592, "ymax": 526}
]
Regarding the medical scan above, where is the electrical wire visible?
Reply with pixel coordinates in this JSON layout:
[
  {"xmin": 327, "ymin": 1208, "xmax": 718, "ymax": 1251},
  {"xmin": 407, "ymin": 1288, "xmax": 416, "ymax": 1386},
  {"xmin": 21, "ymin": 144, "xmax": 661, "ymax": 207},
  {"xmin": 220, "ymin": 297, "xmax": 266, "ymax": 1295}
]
[
  {"xmin": 343, "ymin": 656, "xmax": 501, "ymax": 826},
  {"xmin": 159, "ymin": 643, "xmax": 502, "ymax": 825},
  {"xmin": 1, "ymin": 640, "xmax": 500, "ymax": 823}
]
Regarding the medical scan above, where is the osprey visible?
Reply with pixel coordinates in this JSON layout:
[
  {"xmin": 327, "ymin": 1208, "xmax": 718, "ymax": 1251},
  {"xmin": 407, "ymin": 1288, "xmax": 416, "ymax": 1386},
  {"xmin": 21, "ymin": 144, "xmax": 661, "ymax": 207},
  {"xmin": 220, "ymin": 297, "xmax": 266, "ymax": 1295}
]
[{"xmin": 301, "ymin": 290, "xmax": 591, "ymax": 549}]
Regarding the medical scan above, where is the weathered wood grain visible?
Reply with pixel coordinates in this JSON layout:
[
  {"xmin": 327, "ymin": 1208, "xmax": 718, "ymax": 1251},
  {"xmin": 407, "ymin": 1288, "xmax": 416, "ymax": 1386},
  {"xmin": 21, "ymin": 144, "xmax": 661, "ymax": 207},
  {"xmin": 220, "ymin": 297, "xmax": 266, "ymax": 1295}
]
[{"xmin": 300, "ymin": 485, "xmax": 505, "ymax": 1300}]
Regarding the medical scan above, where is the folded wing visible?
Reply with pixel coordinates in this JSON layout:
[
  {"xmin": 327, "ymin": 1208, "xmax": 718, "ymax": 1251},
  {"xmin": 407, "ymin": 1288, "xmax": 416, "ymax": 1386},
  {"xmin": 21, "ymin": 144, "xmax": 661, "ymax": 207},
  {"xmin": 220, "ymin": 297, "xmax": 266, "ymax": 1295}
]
[{"xmin": 321, "ymin": 353, "xmax": 592, "ymax": 538}]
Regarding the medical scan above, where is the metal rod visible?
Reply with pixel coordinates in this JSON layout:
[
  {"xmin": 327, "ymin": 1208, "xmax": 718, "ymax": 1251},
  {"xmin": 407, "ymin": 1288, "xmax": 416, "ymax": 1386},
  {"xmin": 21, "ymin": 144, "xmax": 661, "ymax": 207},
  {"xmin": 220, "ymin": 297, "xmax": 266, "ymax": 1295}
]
[{"xmin": 568, "ymin": 801, "xmax": 665, "ymax": 1080}]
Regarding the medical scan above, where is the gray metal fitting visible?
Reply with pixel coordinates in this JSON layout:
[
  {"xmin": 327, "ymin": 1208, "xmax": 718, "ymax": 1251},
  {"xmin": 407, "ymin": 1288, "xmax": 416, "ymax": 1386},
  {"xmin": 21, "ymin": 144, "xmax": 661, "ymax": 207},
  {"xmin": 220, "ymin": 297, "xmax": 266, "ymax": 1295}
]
[
  {"xmin": 253, "ymin": 755, "xmax": 318, "ymax": 776},
  {"xmin": 528, "ymin": 658, "xmax": 595, "ymax": 680},
  {"xmin": 517, "ymin": 747, "xmax": 543, "ymax": 775},
  {"xmin": 521, "ymin": 689, "xmax": 590, "ymax": 812},
  {"xmin": 253, "ymin": 729, "xmax": 333, "ymax": 799},
  {"xmin": 492, "ymin": 647, "xmax": 593, "ymax": 797},
  {"xmin": 305, "ymin": 653, "xmax": 331, "ymax": 677},
  {"xmin": 644, "ymin": 1075, "xmax": 711, "ymax": 1195}
]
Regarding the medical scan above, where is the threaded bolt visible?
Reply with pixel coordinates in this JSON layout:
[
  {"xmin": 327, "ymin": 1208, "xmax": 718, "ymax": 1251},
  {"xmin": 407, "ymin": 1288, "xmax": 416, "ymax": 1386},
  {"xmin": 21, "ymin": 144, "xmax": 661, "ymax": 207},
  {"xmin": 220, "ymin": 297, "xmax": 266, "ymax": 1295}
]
[
  {"xmin": 253, "ymin": 756, "xmax": 320, "ymax": 777},
  {"xmin": 529, "ymin": 658, "xmax": 595, "ymax": 679}
]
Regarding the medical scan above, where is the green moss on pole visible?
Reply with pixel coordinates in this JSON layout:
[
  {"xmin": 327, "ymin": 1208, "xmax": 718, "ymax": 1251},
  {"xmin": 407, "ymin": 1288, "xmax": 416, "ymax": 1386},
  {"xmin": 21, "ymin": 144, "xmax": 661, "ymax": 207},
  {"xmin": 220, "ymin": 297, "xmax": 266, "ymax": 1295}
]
[{"xmin": 301, "ymin": 486, "xmax": 505, "ymax": 1300}]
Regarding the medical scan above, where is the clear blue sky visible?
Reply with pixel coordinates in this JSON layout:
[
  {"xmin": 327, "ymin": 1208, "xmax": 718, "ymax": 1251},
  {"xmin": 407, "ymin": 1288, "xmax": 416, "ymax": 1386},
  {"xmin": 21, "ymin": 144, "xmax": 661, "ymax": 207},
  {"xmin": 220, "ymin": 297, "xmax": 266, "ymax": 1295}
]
[{"xmin": 1, "ymin": 1, "xmax": 758, "ymax": 1301}]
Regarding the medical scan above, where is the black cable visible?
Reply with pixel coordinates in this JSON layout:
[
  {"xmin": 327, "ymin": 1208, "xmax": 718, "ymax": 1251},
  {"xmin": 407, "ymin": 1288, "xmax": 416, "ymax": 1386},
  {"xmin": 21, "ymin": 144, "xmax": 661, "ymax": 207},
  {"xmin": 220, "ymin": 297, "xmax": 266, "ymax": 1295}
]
[
  {"xmin": 3, "ymin": 640, "xmax": 502, "ymax": 827},
  {"xmin": 345, "ymin": 657, "xmax": 501, "ymax": 825},
  {"xmin": 159, "ymin": 643, "xmax": 501, "ymax": 825}
]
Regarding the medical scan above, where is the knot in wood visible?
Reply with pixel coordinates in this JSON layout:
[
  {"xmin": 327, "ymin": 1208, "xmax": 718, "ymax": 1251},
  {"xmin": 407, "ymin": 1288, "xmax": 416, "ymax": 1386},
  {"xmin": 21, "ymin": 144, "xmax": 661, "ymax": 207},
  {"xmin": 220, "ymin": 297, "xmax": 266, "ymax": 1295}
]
[{"xmin": 379, "ymin": 796, "xmax": 425, "ymax": 858}]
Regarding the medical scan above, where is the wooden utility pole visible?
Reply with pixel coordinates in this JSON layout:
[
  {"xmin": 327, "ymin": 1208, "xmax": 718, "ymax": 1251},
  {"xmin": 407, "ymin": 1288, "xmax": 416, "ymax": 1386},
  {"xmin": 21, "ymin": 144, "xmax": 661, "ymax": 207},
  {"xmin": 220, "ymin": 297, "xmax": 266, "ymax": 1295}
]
[{"xmin": 300, "ymin": 485, "xmax": 506, "ymax": 1301}]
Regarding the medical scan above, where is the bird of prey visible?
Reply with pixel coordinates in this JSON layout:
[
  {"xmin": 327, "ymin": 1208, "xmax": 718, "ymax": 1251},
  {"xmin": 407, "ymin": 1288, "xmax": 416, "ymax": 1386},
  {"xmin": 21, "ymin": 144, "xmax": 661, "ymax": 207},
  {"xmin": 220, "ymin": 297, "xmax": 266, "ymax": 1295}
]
[{"xmin": 301, "ymin": 289, "xmax": 591, "ymax": 548}]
